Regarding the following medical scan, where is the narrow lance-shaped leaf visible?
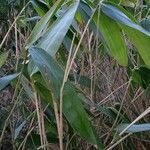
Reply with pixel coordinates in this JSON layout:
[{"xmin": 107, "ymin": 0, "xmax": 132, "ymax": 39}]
[
  {"xmin": 27, "ymin": 0, "xmax": 65, "ymax": 48},
  {"xmin": 29, "ymin": 47, "xmax": 103, "ymax": 148},
  {"xmin": 101, "ymin": 2, "xmax": 150, "ymax": 68},
  {"xmin": 27, "ymin": 1, "xmax": 79, "ymax": 77},
  {"xmin": 93, "ymin": 12, "xmax": 128, "ymax": 66},
  {"xmin": 37, "ymin": 1, "xmax": 79, "ymax": 56},
  {"xmin": 101, "ymin": 3, "xmax": 150, "ymax": 36},
  {"xmin": 0, "ymin": 73, "xmax": 19, "ymax": 91},
  {"xmin": 30, "ymin": 0, "xmax": 49, "ymax": 17},
  {"xmin": 79, "ymin": 1, "xmax": 128, "ymax": 66},
  {"xmin": 121, "ymin": 26, "xmax": 150, "ymax": 68},
  {"xmin": 116, "ymin": 123, "xmax": 150, "ymax": 133}
]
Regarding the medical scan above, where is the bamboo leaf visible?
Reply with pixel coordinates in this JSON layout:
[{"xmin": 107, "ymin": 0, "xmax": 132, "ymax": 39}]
[
  {"xmin": 93, "ymin": 12, "xmax": 128, "ymax": 66},
  {"xmin": 27, "ymin": 0, "xmax": 65, "ymax": 48},
  {"xmin": 29, "ymin": 47, "xmax": 103, "ymax": 147},
  {"xmin": 30, "ymin": 0, "xmax": 49, "ymax": 16},
  {"xmin": 116, "ymin": 123, "xmax": 150, "ymax": 133},
  {"xmin": 0, "ymin": 74, "xmax": 19, "ymax": 91},
  {"xmin": 101, "ymin": 2, "xmax": 150, "ymax": 68},
  {"xmin": 37, "ymin": 1, "xmax": 79, "ymax": 56},
  {"xmin": 101, "ymin": 3, "xmax": 145, "ymax": 33},
  {"xmin": 79, "ymin": 1, "xmax": 128, "ymax": 66}
]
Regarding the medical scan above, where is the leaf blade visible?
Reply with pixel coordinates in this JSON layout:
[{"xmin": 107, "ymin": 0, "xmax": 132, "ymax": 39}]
[
  {"xmin": 116, "ymin": 123, "xmax": 150, "ymax": 133},
  {"xmin": 93, "ymin": 12, "xmax": 128, "ymax": 66},
  {"xmin": 27, "ymin": 0, "xmax": 65, "ymax": 48},
  {"xmin": 101, "ymin": 2, "xmax": 150, "ymax": 68},
  {"xmin": 37, "ymin": 1, "xmax": 79, "ymax": 56},
  {"xmin": 0, "ymin": 73, "xmax": 19, "ymax": 91},
  {"xmin": 29, "ymin": 47, "xmax": 102, "ymax": 146}
]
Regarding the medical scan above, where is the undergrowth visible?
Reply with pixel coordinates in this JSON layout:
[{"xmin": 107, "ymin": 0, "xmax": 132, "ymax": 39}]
[{"xmin": 0, "ymin": 0, "xmax": 150, "ymax": 150}]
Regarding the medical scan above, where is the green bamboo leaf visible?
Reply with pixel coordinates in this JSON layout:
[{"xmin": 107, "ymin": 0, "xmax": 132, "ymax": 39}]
[
  {"xmin": 0, "ymin": 73, "xmax": 19, "ymax": 91},
  {"xmin": 29, "ymin": 47, "xmax": 103, "ymax": 147},
  {"xmin": 101, "ymin": 3, "xmax": 141, "ymax": 31},
  {"xmin": 37, "ymin": 1, "xmax": 79, "ymax": 56},
  {"xmin": 30, "ymin": 0, "xmax": 49, "ymax": 16},
  {"xmin": 101, "ymin": 2, "xmax": 150, "ymax": 68},
  {"xmin": 93, "ymin": 12, "xmax": 128, "ymax": 66},
  {"xmin": 122, "ymin": 26, "xmax": 150, "ymax": 68},
  {"xmin": 79, "ymin": 1, "xmax": 128, "ymax": 66},
  {"xmin": 0, "ymin": 51, "xmax": 8, "ymax": 68},
  {"xmin": 27, "ymin": 0, "xmax": 65, "ymax": 48},
  {"xmin": 116, "ymin": 123, "xmax": 150, "ymax": 133}
]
